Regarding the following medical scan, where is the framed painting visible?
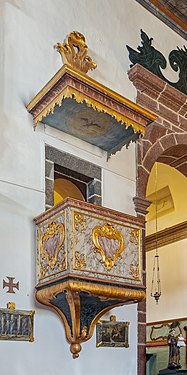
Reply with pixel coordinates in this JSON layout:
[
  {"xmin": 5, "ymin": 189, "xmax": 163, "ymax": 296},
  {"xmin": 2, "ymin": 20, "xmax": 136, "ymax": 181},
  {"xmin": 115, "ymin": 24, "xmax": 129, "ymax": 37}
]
[
  {"xmin": 0, "ymin": 303, "xmax": 35, "ymax": 342},
  {"xmin": 96, "ymin": 315, "xmax": 129, "ymax": 348}
]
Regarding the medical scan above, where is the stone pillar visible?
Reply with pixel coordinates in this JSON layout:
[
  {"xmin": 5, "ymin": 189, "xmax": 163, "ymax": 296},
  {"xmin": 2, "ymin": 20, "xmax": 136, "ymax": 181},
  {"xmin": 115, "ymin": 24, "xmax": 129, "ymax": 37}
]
[{"xmin": 134, "ymin": 196, "xmax": 151, "ymax": 375}]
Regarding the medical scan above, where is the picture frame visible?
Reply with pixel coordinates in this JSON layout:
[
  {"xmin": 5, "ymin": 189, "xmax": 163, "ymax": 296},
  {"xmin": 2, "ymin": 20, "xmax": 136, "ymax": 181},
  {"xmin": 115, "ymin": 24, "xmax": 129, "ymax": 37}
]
[
  {"xmin": 0, "ymin": 304, "xmax": 35, "ymax": 342},
  {"xmin": 96, "ymin": 315, "xmax": 129, "ymax": 348}
]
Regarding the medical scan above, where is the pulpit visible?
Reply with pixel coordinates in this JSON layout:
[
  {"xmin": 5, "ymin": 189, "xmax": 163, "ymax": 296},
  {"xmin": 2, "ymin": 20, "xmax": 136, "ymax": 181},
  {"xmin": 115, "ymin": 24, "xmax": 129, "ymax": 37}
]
[{"xmin": 34, "ymin": 198, "xmax": 146, "ymax": 357}]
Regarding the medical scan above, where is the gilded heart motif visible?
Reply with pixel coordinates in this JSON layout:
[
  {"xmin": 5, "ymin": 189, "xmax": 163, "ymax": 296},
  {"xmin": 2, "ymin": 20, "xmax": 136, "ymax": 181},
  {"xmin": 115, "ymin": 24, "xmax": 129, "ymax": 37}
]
[
  {"xmin": 92, "ymin": 223, "xmax": 124, "ymax": 270},
  {"xmin": 40, "ymin": 222, "xmax": 65, "ymax": 270}
]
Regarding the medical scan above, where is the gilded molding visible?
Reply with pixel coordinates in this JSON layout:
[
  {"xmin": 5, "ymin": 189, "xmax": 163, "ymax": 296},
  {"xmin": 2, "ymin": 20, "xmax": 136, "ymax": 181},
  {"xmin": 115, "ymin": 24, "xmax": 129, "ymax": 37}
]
[
  {"xmin": 55, "ymin": 31, "xmax": 97, "ymax": 74},
  {"xmin": 92, "ymin": 223, "xmax": 124, "ymax": 270},
  {"xmin": 34, "ymin": 197, "xmax": 145, "ymax": 227},
  {"xmin": 27, "ymin": 62, "xmax": 156, "ymax": 136},
  {"xmin": 29, "ymin": 84, "xmax": 149, "ymax": 135},
  {"xmin": 36, "ymin": 279, "xmax": 145, "ymax": 357},
  {"xmin": 27, "ymin": 46, "xmax": 157, "ymax": 155},
  {"xmin": 36, "ymin": 279, "xmax": 145, "ymax": 301},
  {"xmin": 34, "ymin": 198, "xmax": 145, "ymax": 358}
]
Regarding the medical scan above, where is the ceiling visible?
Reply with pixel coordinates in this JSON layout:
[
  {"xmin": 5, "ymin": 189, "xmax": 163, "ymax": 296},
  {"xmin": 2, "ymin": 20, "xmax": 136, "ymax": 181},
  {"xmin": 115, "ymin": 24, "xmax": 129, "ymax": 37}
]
[{"xmin": 136, "ymin": 0, "xmax": 187, "ymax": 40}]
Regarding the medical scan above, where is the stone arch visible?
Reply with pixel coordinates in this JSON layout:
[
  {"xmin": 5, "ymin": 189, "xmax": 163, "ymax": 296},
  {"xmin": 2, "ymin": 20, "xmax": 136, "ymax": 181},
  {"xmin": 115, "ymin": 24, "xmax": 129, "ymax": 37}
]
[
  {"xmin": 137, "ymin": 133, "xmax": 187, "ymax": 200},
  {"xmin": 128, "ymin": 64, "xmax": 187, "ymax": 375},
  {"xmin": 127, "ymin": 64, "xmax": 187, "ymax": 208}
]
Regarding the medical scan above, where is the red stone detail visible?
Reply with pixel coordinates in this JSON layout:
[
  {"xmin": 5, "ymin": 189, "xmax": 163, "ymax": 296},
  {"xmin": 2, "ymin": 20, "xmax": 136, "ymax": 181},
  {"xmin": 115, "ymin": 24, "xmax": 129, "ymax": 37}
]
[
  {"xmin": 3, "ymin": 277, "xmax": 19, "ymax": 294},
  {"xmin": 179, "ymin": 101, "xmax": 187, "ymax": 117},
  {"xmin": 179, "ymin": 116, "xmax": 187, "ymax": 132},
  {"xmin": 128, "ymin": 63, "xmax": 187, "ymax": 375},
  {"xmin": 28, "ymin": 68, "xmax": 154, "ymax": 129},
  {"xmin": 158, "ymin": 84, "xmax": 186, "ymax": 113},
  {"xmin": 143, "ymin": 141, "xmax": 164, "ymax": 172},
  {"xmin": 142, "ymin": 139, "xmax": 152, "ymax": 159},
  {"xmin": 161, "ymin": 143, "xmax": 187, "ymax": 158},
  {"xmin": 170, "ymin": 154, "xmax": 187, "ymax": 168},
  {"xmin": 138, "ymin": 323, "xmax": 146, "ymax": 344},
  {"xmin": 35, "ymin": 197, "xmax": 145, "ymax": 227},
  {"xmin": 176, "ymin": 163, "xmax": 187, "ymax": 176},
  {"xmin": 128, "ymin": 64, "xmax": 166, "ymax": 100},
  {"xmin": 159, "ymin": 103, "xmax": 179, "ymax": 125},
  {"xmin": 138, "ymin": 343, "xmax": 146, "ymax": 375},
  {"xmin": 157, "ymin": 155, "xmax": 176, "ymax": 164},
  {"xmin": 137, "ymin": 91, "xmax": 158, "ymax": 114},
  {"xmin": 162, "ymin": 120, "xmax": 172, "ymax": 130},
  {"xmin": 144, "ymin": 123, "xmax": 166, "ymax": 145},
  {"xmin": 138, "ymin": 311, "xmax": 146, "ymax": 323},
  {"xmin": 175, "ymin": 133, "xmax": 187, "ymax": 145},
  {"xmin": 171, "ymin": 124, "xmax": 185, "ymax": 133},
  {"xmin": 160, "ymin": 134, "xmax": 177, "ymax": 150},
  {"xmin": 133, "ymin": 197, "xmax": 151, "ymax": 217},
  {"xmin": 142, "ymin": 272, "xmax": 146, "ymax": 286},
  {"xmin": 138, "ymin": 299, "xmax": 146, "ymax": 313},
  {"xmin": 137, "ymin": 141, "xmax": 143, "ymax": 165},
  {"xmin": 136, "ymin": 166, "xmax": 150, "ymax": 198}
]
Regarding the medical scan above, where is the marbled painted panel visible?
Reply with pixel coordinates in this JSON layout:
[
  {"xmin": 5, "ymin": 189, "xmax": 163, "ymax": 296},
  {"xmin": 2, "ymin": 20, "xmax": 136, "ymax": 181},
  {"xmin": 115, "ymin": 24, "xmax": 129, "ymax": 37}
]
[
  {"xmin": 71, "ymin": 209, "xmax": 142, "ymax": 284},
  {"xmin": 35, "ymin": 202, "xmax": 143, "ymax": 285},
  {"xmin": 36, "ymin": 210, "xmax": 67, "ymax": 284}
]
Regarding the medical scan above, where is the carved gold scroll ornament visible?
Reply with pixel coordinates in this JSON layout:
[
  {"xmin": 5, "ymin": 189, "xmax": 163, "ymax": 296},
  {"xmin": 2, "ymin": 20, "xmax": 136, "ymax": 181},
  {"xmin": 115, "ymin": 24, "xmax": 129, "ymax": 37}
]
[
  {"xmin": 92, "ymin": 223, "xmax": 124, "ymax": 270},
  {"xmin": 55, "ymin": 31, "xmax": 97, "ymax": 74},
  {"xmin": 130, "ymin": 264, "xmax": 140, "ymax": 280},
  {"xmin": 39, "ymin": 222, "xmax": 65, "ymax": 271}
]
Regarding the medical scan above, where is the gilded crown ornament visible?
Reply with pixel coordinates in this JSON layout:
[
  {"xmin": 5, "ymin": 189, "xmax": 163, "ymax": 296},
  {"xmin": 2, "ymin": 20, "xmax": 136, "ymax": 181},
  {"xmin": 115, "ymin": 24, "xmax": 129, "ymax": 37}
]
[
  {"xmin": 27, "ymin": 31, "xmax": 156, "ymax": 152},
  {"xmin": 55, "ymin": 31, "xmax": 97, "ymax": 74}
]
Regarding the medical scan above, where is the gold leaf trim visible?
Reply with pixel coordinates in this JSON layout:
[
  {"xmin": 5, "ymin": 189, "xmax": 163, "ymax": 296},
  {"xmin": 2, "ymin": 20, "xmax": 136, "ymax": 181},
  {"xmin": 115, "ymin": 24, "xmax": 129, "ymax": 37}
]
[
  {"xmin": 130, "ymin": 264, "xmax": 140, "ymax": 280},
  {"xmin": 130, "ymin": 229, "xmax": 140, "ymax": 244},
  {"xmin": 74, "ymin": 213, "xmax": 86, "ymax": 231},
  {"xmin": 55, "ymin": 31, "xmax": 97, "ymax": 74},
  {"xmin": 92, "ymin": 223, "xmax": 124, "ymax": 271},
  {"xmin": 39, "ymin": 222, "xmax": 65, "ymax": 274},
  {"xmin": 33, "ymin": 86, "xmax": 146, "ymax": 135},
  {"xmin": 74, "ymin": 251, "xmax": 87, "ymax": 270}
]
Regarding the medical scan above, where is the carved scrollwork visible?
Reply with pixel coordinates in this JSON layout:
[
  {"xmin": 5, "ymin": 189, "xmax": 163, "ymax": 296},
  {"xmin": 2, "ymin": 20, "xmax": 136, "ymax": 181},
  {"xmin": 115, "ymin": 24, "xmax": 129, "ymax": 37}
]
[
  {"xmin": 92, "ymin": 223, "xmax": 124, "ymax": 271},
  {"xmin": 39, "ymin": 222, "xmax": 65, "ymax": 271},
  {"xmin": 74, "ymin": 251, "xmax": 87, "ymax": 270},
  {"xmin": 74, "ymin": 213, "xmax": 86, "ymax": 231},
  {"xmin": 55, "ymin": 31, "xmax": 97, "ymax": 74},
  {"xmin": 130, "ymin": 263, "xmax": 140, "ymax": 280},
  {"xmin": 130, "ymin": 229, "xmax": 140, "ymax": 245},
  {"xmin": 127, "ymin": 29, "xmax": 187, "ymax": 95}
]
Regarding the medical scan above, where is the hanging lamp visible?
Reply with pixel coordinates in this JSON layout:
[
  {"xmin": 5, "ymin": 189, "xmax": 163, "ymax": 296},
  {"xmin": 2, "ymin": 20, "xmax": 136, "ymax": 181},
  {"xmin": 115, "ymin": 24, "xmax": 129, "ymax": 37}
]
[{"xmin": 150, "ymin": 163, "xmax": 161, "ymax": 304}]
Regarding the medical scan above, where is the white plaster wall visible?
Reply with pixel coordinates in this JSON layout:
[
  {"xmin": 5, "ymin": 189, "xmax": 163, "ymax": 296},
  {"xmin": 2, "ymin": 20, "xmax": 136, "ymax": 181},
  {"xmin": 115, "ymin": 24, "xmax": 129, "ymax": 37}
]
[
  {"xmin": 147, "ymin": 239, "xmax": 187, "ymax": 323},
  {"xmin": 0, "ymin": 1, "xmax": 186, "ymax": 374},
  {"xmin": 146, "ymin": 164, "xmax": 187, "ymax": 236},
  {"xmin": 146, "ymin": 164, "xmax": 187, "ymax": 322}
]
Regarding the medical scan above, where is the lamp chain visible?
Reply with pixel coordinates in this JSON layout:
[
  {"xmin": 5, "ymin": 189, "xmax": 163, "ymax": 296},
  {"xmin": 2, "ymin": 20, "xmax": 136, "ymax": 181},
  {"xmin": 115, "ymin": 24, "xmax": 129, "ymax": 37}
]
[{"xmin": 151, "ymin": 162, "xmax": 161, "ymax": 304}]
